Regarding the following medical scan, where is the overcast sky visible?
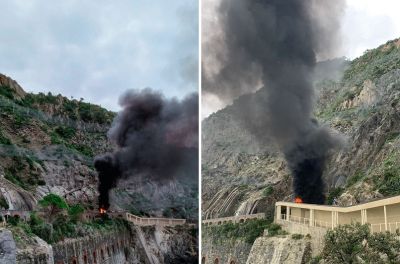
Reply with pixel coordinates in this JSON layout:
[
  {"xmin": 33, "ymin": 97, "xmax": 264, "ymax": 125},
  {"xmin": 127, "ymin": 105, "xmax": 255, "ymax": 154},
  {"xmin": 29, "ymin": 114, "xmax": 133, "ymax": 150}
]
[
  {"xmin": 343, "ymin": 0, "xmax": 400, "ymax": 59},
  {"xmin": 201, "ymin": 0, "xmax": 400, "ymax": 119},
  {"xmin": 0, "ymin": 0, "xmax": 198, "ymax": 111}
]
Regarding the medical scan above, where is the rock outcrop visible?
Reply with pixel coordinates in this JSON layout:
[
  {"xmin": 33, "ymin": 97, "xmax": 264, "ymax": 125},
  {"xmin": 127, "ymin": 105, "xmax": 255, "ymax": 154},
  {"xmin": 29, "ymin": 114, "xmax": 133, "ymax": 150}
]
[
  {"xmin": 0, "ymin": 229, "xmax": 16, "ymax": 263},
  {"xmin": 246, "ymin": 235, "xmax": 310, "ymax": 264}
]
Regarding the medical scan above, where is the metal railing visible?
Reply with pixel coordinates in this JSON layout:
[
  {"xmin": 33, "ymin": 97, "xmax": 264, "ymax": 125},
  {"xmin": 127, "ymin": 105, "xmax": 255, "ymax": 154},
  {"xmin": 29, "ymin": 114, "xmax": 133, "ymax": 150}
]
[{"xmin": 370, "ymin": 222, "xmax": 400, "ymax": 233}]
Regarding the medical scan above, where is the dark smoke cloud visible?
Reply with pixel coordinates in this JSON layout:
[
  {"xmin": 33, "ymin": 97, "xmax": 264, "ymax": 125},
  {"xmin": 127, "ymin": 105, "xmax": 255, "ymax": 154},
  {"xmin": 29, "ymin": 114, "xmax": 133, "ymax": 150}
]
[
  {"xmin": 95, "ymin": 89, "xmax": 198, "ymax": 209},
  {"xmin": 203, "ymin": 0, "xmax": 344, "ymax": 204}
]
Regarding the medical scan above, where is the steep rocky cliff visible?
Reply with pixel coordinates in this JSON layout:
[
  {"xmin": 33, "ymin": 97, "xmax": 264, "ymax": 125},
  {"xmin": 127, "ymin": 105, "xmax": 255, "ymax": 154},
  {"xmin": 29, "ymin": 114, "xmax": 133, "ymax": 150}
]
[
  {"xmin": 202, "ymin": 38, "xmax": 400, "ymax": 262},
  {"xmin": 0, "ymin": 73, "xmax": 197, "ymax": 218},
  {"xmin": 0, "ymin": 73, "xmax": 198, "ymax": 262}
]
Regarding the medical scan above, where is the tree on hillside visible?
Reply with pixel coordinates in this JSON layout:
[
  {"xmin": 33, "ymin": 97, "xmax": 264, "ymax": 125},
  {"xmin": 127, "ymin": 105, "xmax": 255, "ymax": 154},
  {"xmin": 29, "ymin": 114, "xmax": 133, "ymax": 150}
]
[
  {"xmin": 68, "ymin": 204, "xmax": 85, "ymax": 223},
  {"xmin": 321, "ymin": 223, "xmax": 400, "ymax": 263},
  {"xmin": 38, "ymin": 193, "xmax": 68, "ymax": 223}
]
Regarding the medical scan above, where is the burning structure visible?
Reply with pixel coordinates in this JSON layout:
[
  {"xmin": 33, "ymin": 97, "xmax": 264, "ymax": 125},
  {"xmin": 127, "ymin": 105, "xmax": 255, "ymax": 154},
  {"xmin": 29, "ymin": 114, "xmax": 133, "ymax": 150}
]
[
  {"xmin": 94, "ymin": 89, "xmax": 198, "ymax": 210},
  {"xmin": 203, "ymin": 0, "xmax": 344, "ymax": 204}
]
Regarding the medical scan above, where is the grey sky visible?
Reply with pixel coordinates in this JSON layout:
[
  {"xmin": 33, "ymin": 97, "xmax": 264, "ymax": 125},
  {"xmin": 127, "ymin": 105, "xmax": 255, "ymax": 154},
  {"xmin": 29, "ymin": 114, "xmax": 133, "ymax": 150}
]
[
  {"xmin": 201, "ymin": 0, "xmax": 400, "ymax": 119},
  {"xmin": 0, "ymin": 0, "xmax": 198, "ymax": 111}
]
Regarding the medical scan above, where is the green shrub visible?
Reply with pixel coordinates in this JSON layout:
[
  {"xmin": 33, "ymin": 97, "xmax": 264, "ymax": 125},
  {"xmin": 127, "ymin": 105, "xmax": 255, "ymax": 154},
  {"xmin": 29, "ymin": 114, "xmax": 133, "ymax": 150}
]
[
  {"xmin": 326, "ymin": 187, "xmax": 344, "ymax": 205},
  {"xmin": 8, "ymin": 216, "xmax": 20, "ymax": 226},
  {"xmin": 0, "ymin": 85, "xmax": 15, "ymax": 100},
  {"xmin": 204, "ymin": 218, "xmax": 281, "ymax": 244},
  {"xmin": 68, "ymin": 204, "xmax": 85, "ymax": 223},
  {"xmin": 0, "ymin": 130, "xmax": 12, "ymax": 145},
  {"xmin": 322, "ymin": 223, "xmax": 400, "ymax": 263},
  {"xmin": 55, "ymin": 126, "xmax": 76, "ymax": 139},
  {"xmin": 262, "ymin": 186, "xmax": 274, "ymax": 197},
  {"xmin": 291, "ymin": 233, "xmax": 304, "ymax": 240},
  {"xmin": 346, "ymin": 171, "xmax": 364, "ymax": 187},
  {"xmin": 0, "ymin": 197, "xmax": 9, "ymax": 209}
]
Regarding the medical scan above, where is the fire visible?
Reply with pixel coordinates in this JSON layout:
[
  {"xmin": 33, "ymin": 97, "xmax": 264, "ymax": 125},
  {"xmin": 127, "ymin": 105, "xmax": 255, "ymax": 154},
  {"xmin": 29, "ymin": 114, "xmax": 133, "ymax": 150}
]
[
  {"xmin": 295, "ymin": 197, "xmax": 303, "ymax": 203},
  {"xmin": 99, "ymin": 208, "xmax": 107, "ymax": 214}
]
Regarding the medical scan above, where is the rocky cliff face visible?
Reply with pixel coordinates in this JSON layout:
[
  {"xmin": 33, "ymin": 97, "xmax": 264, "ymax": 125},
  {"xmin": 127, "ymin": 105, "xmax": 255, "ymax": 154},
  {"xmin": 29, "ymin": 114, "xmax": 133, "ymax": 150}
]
[
  {"xmin": 0, "ymin": 73, "xmax": 197, "ymax": 218},
  {"xmin": 1, "ymin": 223, "xmax": 197, "ymax": 264},
  {"xmin": 202, "ymin": 38, "xmax": 400, "ymax": 262},
  {"xmin": 202, "ymin": 38, "xmax": 400, "ymax": 217}
]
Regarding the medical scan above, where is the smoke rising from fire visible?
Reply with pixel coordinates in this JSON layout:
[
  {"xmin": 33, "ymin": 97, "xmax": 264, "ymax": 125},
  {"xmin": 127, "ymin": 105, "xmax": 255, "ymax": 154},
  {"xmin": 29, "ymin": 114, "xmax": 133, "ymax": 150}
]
[
  {"xmin": 203, "ymin": 0, "xmax": 345, "ymax": 203},
  {"xmin": 95, "ymin": 89, "xmax": 198, "ymax": 209}
]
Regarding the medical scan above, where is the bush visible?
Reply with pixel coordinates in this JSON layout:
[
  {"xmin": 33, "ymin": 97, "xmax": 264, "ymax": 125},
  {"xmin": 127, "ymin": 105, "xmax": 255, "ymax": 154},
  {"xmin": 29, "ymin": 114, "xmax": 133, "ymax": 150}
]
[
  {"xmin": 322, "ymin": 223, "xmax": 400, "ymax": 263},
  {"xmin": 68, "ymin": 204, "xmax": 85, "ymax": 223},
  {"xmin": 291, "ymin": 233, "xmax": 304, "ymax": 240},
  {"xmin": 0, "ymin": 130, "xmax": 11, "ymax": 145},
  {"xmin": 204, "ymin": 218, "xmax": 282, "ymax": 244},
  {"xmin": 346, "ymin": 171, "xmax": 364, "ymax": 187},
  {"xmin": 326, "ymin": 187, "xmax": 344, "ymax": 205},
  {"xmin": 0, "ymin": 197, "xmax": 9, "ymax": 209},
  {"xmin": 0, "ymin": 85, "xmax": 15, "ymax": 100},
  {"xmin": 55, "ymin": 126, "xmax": 76, "ymax": 139},
  {"xmin": 262, "ymin": 186, "xmax": 274, "ymax": 197},
  {"xmin": 373, "ymin": 157, "xmax": 400, "ymax": 196}
]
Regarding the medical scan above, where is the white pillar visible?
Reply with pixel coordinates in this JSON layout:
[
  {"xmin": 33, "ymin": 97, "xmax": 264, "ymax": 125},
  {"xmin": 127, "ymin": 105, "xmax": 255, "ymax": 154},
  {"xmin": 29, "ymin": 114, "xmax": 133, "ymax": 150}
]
[
  {"xmin": 310, "ymin": 209, "xmax": 314, "ymax": 227},
  {"xmin": 276, "ymin": 205, "xmax": 282, "ymax": 221},
  {"xmin": 331, "ymin": 211, "xmax": 334, "ymax": 229},
  {"xmin": 361, "ymin": 210, "xmax": 365, "ymax": 224},
  {"xmin": 287, "ymin": 206, "xmax": 291, "ymax": 221},
  {"xmin": 384, "ymin": 205, "xmax": 388, "ymax": 231}
]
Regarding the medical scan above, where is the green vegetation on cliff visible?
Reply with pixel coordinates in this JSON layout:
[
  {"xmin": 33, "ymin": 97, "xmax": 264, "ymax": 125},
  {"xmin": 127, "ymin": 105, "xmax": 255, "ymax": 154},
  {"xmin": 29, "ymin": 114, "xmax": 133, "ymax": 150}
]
[
  {"xmin": 7, "ymin": 193, "xmax": 129, "ymax": 244},
  {"xmin": 203, "ymin": 219, "xmax": 286, "ymax": 244}
]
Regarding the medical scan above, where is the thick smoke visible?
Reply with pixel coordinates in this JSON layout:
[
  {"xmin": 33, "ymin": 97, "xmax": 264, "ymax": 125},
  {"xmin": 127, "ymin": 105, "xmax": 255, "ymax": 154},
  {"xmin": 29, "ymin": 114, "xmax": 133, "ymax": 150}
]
[
  {"xmin": 95, "ymin": 89, "xmax": 198, "ymax": 209},
  {"xmin": 203, "ymin": 0, "xmax": 344, "ymax": 204}
]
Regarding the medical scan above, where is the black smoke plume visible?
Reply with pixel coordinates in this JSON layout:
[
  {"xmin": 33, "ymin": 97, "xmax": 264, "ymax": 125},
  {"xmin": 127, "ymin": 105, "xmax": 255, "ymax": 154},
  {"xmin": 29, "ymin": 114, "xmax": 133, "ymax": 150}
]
[
  {"xmin": 203, "ymin": 0, "xmax": 344, "ymax": 204},
  {"xmin": 95, "ymin": 89, "xmax": 198, "ymax": 209}
]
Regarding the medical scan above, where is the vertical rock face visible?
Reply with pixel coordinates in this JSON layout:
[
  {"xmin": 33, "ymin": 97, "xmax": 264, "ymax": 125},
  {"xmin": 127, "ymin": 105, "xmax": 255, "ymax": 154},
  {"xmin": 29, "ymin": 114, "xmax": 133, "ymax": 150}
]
[
  {"xmin": 246, "ymin": 236, "xmax": 310, "ymax": 264},
  {"xmin": 201, "ymin": 238, "xmax": 253, "ymax": 264},
  {"xmin": 1, "ymin": 224, "xmax": 197, "ymax": 264},
  {"xmin": 132, "ymin": 225, "xmax": 198, "ymax": 264},
  {"xmin": 52, "ymin": 230, "xmax": 131, "ymax": 264},
  {"xmin": 16, "ymin": 236, "xmax": 54, "ymax": 264},
  {"xmin": 0, "ymin": 229, "xmax": 16, "ymax": 263}
]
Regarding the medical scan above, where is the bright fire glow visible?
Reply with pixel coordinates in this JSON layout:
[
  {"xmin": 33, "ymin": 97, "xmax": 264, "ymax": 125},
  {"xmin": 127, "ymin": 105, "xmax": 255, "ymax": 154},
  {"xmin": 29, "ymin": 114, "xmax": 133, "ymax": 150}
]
[
  {"xmin": 295, "ymin": 197, "xmax": 303, "ymax": 203},
  {"xmin": 99, "ymin": 208, "xmax": 107, "ymax": 214}
]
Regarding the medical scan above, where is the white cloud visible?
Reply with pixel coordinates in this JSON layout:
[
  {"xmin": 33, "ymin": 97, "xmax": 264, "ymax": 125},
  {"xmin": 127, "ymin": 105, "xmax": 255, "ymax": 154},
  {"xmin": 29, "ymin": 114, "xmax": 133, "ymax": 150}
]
[{"xmin": 343, "ymin": 0, "xmax": 400, "ymax": 59}]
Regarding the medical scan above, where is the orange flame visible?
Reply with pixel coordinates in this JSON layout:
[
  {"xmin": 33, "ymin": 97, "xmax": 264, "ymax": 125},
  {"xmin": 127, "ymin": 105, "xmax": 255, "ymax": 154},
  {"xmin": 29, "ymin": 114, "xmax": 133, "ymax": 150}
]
[
  {"xmin": 99, "ymin": 208, "xmax": 107, "ymax": 214},
  {"xmin": 295, "ymin": 197, "xmax": 303, "ymax": 203}
]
